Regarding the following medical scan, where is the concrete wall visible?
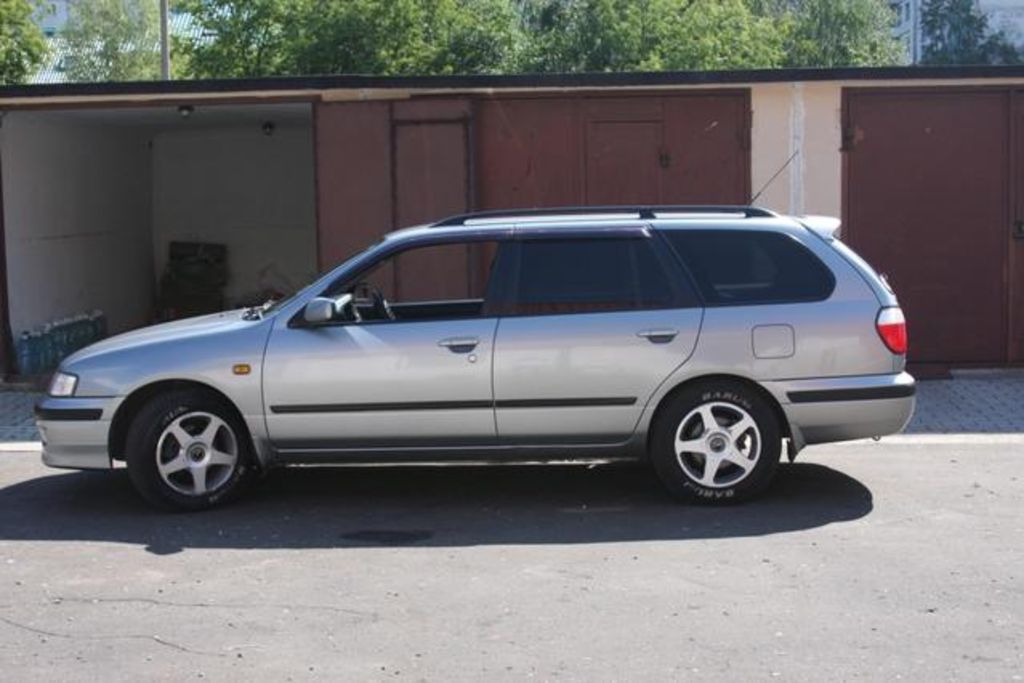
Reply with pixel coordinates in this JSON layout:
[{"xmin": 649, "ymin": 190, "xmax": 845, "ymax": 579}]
[
  {"xmin": 750, "ymin": 82, "xmax": 843, "ymax": 220},
  {"xmin": 0, "ymin": 114, "xmax": 153, "ymax": 336},
  {"xmin": 151, "ymin": 124, "xmax": 317, "ymax": 305}
]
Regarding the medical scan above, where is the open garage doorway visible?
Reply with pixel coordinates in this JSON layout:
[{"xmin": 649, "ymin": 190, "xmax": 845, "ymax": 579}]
[{"xmin": 0, "ymin": 101, "xmax": 318, "ymax": 377}]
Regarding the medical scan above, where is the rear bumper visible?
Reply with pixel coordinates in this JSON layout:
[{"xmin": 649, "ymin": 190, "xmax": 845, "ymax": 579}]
[
  {"xmin": 765, "ymin": 371, "xmax": 916, "ymax": 448},
  {"xmin": 35, "ymin": 397, "xmax": 116, "ymax": 470}
]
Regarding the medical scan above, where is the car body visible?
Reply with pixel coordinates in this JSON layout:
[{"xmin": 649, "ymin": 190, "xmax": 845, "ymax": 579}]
[{"xmin": 36, "ymin": 206, "xmax": 915, "ymax": 509}]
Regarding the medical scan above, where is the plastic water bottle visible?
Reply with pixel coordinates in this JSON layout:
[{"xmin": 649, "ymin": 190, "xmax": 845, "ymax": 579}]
[
  {"xmin": 91, "ymin": 310, "xmax": 107, "ymax": 340},
  {"xmin": 27, "ymin": 330, "xmax": 43, "ymax": 374},
  {"xmin": 41, "ymin": 325, "xmax": 55, "ymax": 371},
  {"xmin": 16, "ymin": 332, "xmax": 32, "ymax": 375},
  {"xmin": 71, "ymin": 314, "xmax": 85, "ymax": 350},
  {"xmin": 53, "ymin": 320, "xmax": 65, "ymax": 361}
]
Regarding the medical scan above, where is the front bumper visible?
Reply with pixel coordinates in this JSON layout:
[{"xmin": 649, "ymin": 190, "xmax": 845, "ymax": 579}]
[
  {"xmin": 35, "ymin": 396, "xmax": 117, "ymax": 470},
  {"xmin": 764, "ymin": 371, "xmax": 916, "ymax": 449}
]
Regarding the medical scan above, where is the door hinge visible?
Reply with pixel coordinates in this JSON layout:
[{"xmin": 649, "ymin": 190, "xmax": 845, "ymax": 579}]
[{"xmin": 841, "ymin": 126, "xmax": 858, "ymax": 152}]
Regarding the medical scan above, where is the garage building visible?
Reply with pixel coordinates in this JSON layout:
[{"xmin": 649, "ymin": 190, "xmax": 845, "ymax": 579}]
[{"xmin": 1, "ymin": 66, "xmax": 1023, "ymax": 374}]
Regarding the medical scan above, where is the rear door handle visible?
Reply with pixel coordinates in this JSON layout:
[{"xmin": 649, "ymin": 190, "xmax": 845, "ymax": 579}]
[
  {"xmin": 438, "ymin": 336, "xmax": 479, "ymax": 353},
  {"xmin": 637, "ymin": 328, "xmax": 678, "ymax": 344}
]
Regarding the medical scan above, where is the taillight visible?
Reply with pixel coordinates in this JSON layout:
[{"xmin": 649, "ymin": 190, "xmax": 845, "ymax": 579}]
[{"xmin": 876, "ymin": 307, "xmax": 908, "ymax": 355}]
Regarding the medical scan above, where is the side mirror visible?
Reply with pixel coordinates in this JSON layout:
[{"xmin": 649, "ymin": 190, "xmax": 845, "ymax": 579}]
[
  {"xmin": 303, "ymin": 297, "xmax": 336, "ymax": 324},
  {"xmin": 302, "ymin": 294, "xmax": 355, "ymax": 325}
]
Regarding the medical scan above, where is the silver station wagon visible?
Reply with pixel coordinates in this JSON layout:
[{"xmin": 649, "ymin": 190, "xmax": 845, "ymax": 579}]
[{"xmin": 36, "ymin": 206, "xmax": 915, "ymax": 511}]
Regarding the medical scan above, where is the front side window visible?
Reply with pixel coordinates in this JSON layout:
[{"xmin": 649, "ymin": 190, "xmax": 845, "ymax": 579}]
[
  {"xmin": 664, "ymin": 230, "xmax": 835, "ymax": 305},
  {"xmin": 329, "ymin": 240, "xmax": 502, "ymax": 323},
  {"xmin": 510, "ymin": 236, "xmax": 689, "ymax": 315}
]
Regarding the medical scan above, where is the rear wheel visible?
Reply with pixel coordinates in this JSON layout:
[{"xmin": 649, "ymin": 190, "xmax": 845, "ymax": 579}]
[
  {"xmin": 125, "ymin": 389, "xmax": 255, "ymax": 511},
  {"xmin": 649, "ymin": 380, "xmax": 781, "ymax": 503}
]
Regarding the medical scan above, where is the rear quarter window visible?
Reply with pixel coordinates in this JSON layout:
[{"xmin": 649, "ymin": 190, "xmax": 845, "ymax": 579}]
[{"xmin": 664, "ymin": 230, "xmax": 835, "ymax": 305}]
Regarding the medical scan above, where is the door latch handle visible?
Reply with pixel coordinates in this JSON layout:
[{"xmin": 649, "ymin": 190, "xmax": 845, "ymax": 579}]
[
  {"xmin": 438, "ymin": 337, "xmax": 479, "ymax": 353},
  {"xmin": 1014, "ymin": 220, "xmax": 1024, "ymax": 239},
  {"xmin": 637, "ymin": 328, "xmax": 678, "ymax": 344}
]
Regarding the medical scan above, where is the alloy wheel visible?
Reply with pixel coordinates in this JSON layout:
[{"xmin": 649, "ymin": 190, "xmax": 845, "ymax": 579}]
[
  {"xmin": 674, "ymin": 401, "xmax": 762, "ymax": 489},
  {"xmin": 155, "ymin": 412, "xmax": 239, "ymax": 496}
]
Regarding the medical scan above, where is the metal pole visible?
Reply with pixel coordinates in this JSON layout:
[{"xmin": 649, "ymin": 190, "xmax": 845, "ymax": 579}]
[{"xmin": 160, "ymin": 0, "xmax": 170, "ymax": 79}]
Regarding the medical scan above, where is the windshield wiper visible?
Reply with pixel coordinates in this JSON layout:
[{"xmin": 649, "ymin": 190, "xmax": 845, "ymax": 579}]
[{"xmin": 241, "ymin": 299, "xmax": 279, "ymax": 320}]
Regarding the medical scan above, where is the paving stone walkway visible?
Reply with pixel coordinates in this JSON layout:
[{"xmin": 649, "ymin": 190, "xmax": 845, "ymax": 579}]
[
  {"xmin": 904, "ymin": 369, "xmax": 1024, "ymax": 434},
  {"xmin": 0, "ymin": 390, "xmax": 41, "ymax": 442},
  {"xmin": 1, "ymin": 370, "xmax": 1022, "ymax": 443}
]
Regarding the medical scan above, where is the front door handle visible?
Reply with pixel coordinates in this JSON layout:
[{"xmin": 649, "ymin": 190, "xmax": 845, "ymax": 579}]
[
  {"xmin": 438, "ymin": 336, "xmax": 479, "ymax": 353},
  {"xmin": 637, "ymin": 328, "xmax": 678, "ymax": 344}
]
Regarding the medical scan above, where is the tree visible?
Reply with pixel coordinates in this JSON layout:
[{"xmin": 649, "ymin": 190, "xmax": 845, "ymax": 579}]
[
  {"xmin": 175, "ymin": 0, "xmax": 298, "ymax": 78},
  {"xmin": 921, "ymin": 0, "xmax": 1019, "ymax": 65},
  {"xmin": 753, "ymin": 0, "xmax": 903, "ymax": 67},
  {"xmin": 519, "ymin": 0, "xmax": 781, "ymax": 72},
  {"xmin": 180, "ymin": 0, "xmax": 524, "ymax": 78},
  {"xmin": 0, "ymin": 0, "xmax": 47, "ymax": 85},
  {"xmin": 63, "ymin": 0, "xmax": 162, "ymax": 81},
  {"xmin": 180, "ymin": 0, "xmax": 907, "ymax": 77},
  {"xmin": 290, "ymin": 0, "xmax": 524, "ymax": 75}
]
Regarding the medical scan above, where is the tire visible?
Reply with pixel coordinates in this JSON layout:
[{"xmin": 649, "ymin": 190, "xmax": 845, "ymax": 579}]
[
  {"xmin": 649, "ymin": 379, "xmax": 781, "ymax": 504},
  {"xmin": 125, "ymin": 388, "xmax": 256, "ymax": 511}
]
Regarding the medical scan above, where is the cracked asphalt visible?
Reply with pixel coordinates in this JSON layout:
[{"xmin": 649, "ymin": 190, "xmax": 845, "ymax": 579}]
[{"xmin": 0, "ymin": 441, "xmax": 1022, "ymax": 681}]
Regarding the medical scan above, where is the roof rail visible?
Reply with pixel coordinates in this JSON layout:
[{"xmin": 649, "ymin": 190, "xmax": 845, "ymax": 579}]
[{"xmin": 431, "ymin": 205, "xmax": 776, "ymax": 227}]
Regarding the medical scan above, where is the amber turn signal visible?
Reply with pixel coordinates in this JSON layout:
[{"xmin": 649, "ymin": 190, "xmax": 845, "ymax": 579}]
[{"xmin": 232, "ymin": 364, "xmax": 252, "ymax": 375}]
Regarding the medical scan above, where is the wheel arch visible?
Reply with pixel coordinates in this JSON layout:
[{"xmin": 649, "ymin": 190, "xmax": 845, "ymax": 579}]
[
  {"xmin": 646, "ymin": 374, "xmax": 795, "ymax": 455},
  {"xmin": 108, "ymin": 379, "xmax": 256, "ymax": 465}
]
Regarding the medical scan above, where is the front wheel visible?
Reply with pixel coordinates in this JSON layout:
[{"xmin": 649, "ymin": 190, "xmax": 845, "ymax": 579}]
[
  {"xmin": 649, "ymin": 380, "xmax": 781, "ymax": 503},
  {"xmin": 125, "ymin": 389, "xmax": 256, "ymax": 511}
]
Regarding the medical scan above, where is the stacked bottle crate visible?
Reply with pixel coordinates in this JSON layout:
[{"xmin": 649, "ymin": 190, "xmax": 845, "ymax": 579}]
[{"xmin": 15, "ymin": 311, "xmax": 108, "ymax": 376}]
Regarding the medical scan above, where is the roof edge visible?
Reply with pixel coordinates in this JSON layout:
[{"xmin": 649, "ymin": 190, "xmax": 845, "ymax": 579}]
[{"xmin": 6, "ymin": 64, "xmax": 1024, "ymax": 101}]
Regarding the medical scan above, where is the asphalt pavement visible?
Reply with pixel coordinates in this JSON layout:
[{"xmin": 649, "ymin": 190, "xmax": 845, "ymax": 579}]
[{"xmin": 0, "ymin": 439, "xmax": 1021, "ymax": 681}]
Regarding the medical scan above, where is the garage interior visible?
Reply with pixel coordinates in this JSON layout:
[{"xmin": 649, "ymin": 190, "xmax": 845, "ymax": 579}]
[{"xmin": 0, "ymin": 101, "xmax": 318, "ymax": 372}]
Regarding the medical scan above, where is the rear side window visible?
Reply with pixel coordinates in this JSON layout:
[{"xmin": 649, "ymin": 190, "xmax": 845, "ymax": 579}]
[
  {"xmin": 510, "ymin": 237, "xmax": 693, "ymax": 315},
  {"xmin": 664, "ymin": 230, "xmax": 835, "ymax": 305}
]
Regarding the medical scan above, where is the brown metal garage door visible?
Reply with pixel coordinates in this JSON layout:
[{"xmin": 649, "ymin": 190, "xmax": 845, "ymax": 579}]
[
  {"xmin": 317, "ymin": 92, "xmax": 750, "ymax": 271},
  {"xmin": 477, "ymin": 92, "xmax": 751, "ymax": 209},
  {"xmin": 843, "ymin": 89, "xmax": 1012, "ymax": 364}
]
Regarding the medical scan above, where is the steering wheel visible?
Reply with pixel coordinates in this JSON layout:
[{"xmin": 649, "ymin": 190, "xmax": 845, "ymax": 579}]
[
  {"xmin": 370, "ymin": 286, "xmax": 395, "ymax": 321},
  {"xmin": 354, "ymin": 282, "xmax": 394, "ymax": 321}
]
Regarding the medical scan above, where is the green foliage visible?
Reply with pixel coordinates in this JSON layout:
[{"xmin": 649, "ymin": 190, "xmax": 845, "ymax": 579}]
[
  {"xmin": 63, "ymin": 0, "xmax": 162, "ymax": 81},
  {"xmin": 519, "ymin": 0, "xmax": 781, "ymax": 72},
  {"xmin": 0, "ymin": 0, "xmax": 47, "ymax": 84},
  {"xmin": 292, "ymin": 0, "xmax": 524, "ymax": 75},
  {"xmin": 173, "ymin": 0, "xmax": 297, "ymax": 78},
  {"xmin": 180, "ymin": 0, "xmax": 524, "ymax": 78},
  {"xmin": 174, "ymin": 0, "xmax": 907, "ymax": 79},
  {"xmin": 921, "ymin": 0, "xmax": 1020, "ymax": 65},
  {"xmin": 754, "ymin": 0, "xmax": 903, "ymax": 67}
]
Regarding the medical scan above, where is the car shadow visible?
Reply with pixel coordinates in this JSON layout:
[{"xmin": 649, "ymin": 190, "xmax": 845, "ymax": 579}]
[{"xmin": 0, "ymin": 463, "xmax": 872, "ymax": 555}]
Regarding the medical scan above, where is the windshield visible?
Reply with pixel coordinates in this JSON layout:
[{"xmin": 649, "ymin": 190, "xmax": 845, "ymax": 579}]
[{"xmin": 253, "ymin": 240, "xmax": 387, "ymax": 317}]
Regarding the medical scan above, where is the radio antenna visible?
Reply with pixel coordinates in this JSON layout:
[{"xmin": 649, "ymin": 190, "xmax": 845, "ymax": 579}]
[{"xmin": 750, "ymin": 149, "xmax": 799, "ymax": 204}]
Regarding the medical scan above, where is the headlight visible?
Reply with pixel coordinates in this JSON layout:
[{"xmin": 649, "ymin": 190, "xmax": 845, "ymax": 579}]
[{"xmin": 48, "ymin": 372, "xmax": 78, "ymax": 397}]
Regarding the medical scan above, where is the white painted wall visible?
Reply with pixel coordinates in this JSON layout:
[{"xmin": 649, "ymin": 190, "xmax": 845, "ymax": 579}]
[
  {"xmin": 151, "ymin": 125, "xmax": 317, "ymax": 306},
  {"xmin": 0, "ymin": 114, "xmax": 153, "ymax": 336},
  {"xmin": 750, "ymin": 83, "xmax": 843, "ymax": 220}
]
